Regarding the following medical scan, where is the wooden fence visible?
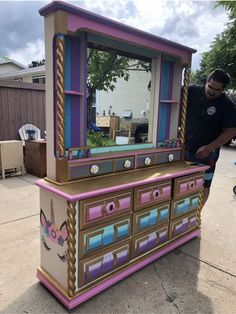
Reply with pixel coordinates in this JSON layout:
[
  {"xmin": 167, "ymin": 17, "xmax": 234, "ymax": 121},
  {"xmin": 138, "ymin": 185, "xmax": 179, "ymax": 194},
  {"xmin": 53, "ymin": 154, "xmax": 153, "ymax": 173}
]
[{"xmin": 0, "ymin": 80, "xmax": 45, "ymax": 141}]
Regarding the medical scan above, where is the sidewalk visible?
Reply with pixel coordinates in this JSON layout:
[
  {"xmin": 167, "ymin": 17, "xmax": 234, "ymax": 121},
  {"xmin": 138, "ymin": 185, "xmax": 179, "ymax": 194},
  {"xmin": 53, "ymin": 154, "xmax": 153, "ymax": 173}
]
[{"xmin": 0, "ymin": 146, "xmax": 236, "ymax": 314}]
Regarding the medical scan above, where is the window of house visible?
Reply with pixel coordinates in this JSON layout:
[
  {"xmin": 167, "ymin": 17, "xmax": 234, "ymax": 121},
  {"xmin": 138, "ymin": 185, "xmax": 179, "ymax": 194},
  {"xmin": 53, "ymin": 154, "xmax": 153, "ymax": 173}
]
[{"xmin": 32, "ymin": 76, "xmax": 46, "ymax": 84}]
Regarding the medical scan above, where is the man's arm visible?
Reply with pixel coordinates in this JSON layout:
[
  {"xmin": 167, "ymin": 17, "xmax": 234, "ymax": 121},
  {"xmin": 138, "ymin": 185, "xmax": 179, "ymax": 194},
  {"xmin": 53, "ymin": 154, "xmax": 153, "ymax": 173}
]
[{"xmin": 196, "ymin": 128, "xmax": 236, "ymax": 159}]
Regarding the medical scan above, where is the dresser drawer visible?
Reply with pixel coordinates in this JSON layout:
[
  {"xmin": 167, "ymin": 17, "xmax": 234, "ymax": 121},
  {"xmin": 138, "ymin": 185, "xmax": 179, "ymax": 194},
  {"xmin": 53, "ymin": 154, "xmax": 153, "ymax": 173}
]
[
  {"xmin": 79, "ymin": 241, "xmax": 130, "ymax": 286},
  {"xmin": 169, "ymin": 211, "xmax": 198, "ymax": 240},
  {"xmin": 79, "ymin": 215, "xmax": 131, "ymax": 258},
  {"xmin": 156, "ymin": 149, "xmax": 181, "ymax": 164},
  {"xmin": 171, "ymin": 193, "xmax": 200, "ymax": 219},
  {"xmin": 134, "ymin": 180, "xmax": 172, "ymax": 210},
  {"xmin": 69, "ymin": 160, "xmax": 113, "ymax": 180},
  {"xmin": 80, "ymin": 190, "xmax": 133, "ymax": 229},
  {"xmin": 132, "ymin": 202, "xmax": 170, "ymax": 235},
  {"xmin": 136, "ymin": 153, "xmax": 156, "ymax": 168},
  {"xmin": 113, "ymin": 157, "xmax": 135, "ymax": 172},
  {"xmin": 131, "ymin": 224, "xmax": 169, "ymax": 258},
  {"xmin": 173, "ymin": 173, "xmax": 204, "ymax": 198}
]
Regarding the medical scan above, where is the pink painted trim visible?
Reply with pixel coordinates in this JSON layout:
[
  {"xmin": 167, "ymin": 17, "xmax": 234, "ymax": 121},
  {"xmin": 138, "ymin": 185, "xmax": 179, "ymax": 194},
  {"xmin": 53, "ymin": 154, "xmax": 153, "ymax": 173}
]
[
  {"xmin": 37, "ymin": 229, "xmax": 200, "ymax": 309},
  {"xmin": 36, "ymin": 165, "xmax": 209, "ymax": 201},
  {"xmin": 67, "ymin": 14, "xmax": 191, "ymax": 65},
  {"xmin": 65, "ymin": 90, "xmax": 84, "ymax": 96},
  {"xmin": 68, "ymin": 147, "xmax": 181, "ymax": 164}
]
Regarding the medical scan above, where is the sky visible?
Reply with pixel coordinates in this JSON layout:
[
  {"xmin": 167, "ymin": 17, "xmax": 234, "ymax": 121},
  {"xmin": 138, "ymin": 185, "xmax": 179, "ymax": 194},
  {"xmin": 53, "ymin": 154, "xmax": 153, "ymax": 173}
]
[{"xmin": 0, "ymin": 0, "xmax": 229, "ymax": 71}]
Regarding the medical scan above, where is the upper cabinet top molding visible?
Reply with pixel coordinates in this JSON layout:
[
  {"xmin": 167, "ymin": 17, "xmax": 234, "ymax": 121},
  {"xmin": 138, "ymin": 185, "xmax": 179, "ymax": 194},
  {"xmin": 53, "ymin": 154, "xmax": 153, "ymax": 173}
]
[{"xmin": 39, "ymin": 1, "xmax": 196, "ymax": 65}]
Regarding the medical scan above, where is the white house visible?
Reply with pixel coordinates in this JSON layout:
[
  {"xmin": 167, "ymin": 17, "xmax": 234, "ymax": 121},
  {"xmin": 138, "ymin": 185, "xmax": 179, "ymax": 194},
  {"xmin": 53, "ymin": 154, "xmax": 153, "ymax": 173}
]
[{"xmin": 0, "ymin": 58, "xmax": 45, "ymax": 83}]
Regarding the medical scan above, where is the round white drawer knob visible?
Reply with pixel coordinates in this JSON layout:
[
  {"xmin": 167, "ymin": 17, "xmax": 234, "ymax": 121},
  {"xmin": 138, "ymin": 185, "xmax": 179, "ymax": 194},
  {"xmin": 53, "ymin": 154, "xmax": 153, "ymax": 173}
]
[
  {"xmin": 144, "ymin": 157, "xmax": 151, "ymax": 166},
  {"xmin": 90, "ymin": 164, "xmax": 99, "ymax": 174},
  {"xmin": 168, "ymin": 154, "xmax": 174, "ymax": 162},
  {"xmin": 124, "ymin": 160, "xmax": 132, "ymax": 168}
]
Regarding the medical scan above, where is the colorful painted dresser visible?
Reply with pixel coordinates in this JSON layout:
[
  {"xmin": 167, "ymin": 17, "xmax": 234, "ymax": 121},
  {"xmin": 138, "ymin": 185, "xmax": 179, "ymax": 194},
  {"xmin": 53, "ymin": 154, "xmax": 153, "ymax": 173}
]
[{"xmin": 36, "ymin": 1, "xmax": 208, "ymax": 309}]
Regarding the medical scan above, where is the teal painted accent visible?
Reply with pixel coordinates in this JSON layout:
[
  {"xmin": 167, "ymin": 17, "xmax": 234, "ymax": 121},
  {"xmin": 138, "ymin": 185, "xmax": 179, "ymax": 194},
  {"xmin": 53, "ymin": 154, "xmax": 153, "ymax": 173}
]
[
  {"xmin": 157, "ymin": 60, "xmax": 174, "ymax": 143},
  {"xmin": 140, "ymin": 215, "xmax": 149, "ymax": 228},
  {"xmin": 158, "ymin": 102, "xmax": 168, "ymax": 142},
  {"xmin": 205, "ymin": 173, "xmax": 214, "ymax": 180},
  {"xmin": 191, "ymin": 196, "xmax": 199, "ymax": 208},
  {"xmin": 160, "ymin": 207, "xmax": 169, "ymax": 220},
  {"xmin": 149, "ymin": 209, "xmax": 157, "ymax": 225},
  {"xmin": 117, "ymin": 223, "xmax": 129, "ymax": 238},
  {"xmin": 176, "ymin": 198, "xmax": 190, "ymax": 214},
  {"xmin": 161, "ymin": 60, "xmax": 173, "ymax": 100},
  {"xmin": 65, "ymin": 36, "xmax": 71, "ymax": 148},
  {"xmin": 103, "ymin": 225, "xmax": 114, "ymax": 245},
  {"xmin": 87, "ymin": 33, "xmax": 158, "ymax": 59},
  {"xmin": 86, "ymin": 233, "xmax": 102, "ymax": 252},
  {"xmin": 91, "ymin": 143, "xmax": 153, "ymax": 154}
]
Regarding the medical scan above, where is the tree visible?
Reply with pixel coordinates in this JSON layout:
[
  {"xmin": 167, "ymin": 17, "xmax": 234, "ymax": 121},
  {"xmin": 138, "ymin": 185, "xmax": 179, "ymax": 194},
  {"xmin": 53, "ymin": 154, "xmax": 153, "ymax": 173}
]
[
  {"xmin": 193, "ymin": 1, "xmax": 236, "ymax": 88},
  {"xmin": 28, "ymin": 59, "xmax": 45, "ymax": 68}
]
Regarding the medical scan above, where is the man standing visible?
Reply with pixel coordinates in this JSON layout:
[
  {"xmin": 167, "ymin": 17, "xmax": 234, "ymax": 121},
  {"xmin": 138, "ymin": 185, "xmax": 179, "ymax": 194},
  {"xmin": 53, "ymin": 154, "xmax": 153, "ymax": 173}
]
[{"xmin": 185, "ymin": 69, "xmax": 236, "ymax": 205}]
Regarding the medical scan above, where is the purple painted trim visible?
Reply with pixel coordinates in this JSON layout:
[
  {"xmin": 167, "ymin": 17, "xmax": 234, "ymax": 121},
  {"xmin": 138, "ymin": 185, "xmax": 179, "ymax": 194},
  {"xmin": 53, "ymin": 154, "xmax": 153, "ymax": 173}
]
[
  {"xmin": 65, "ymin": 90, "xmax": 83, "ymax": 96},
  {"xmin": 165, "ymin": 62, "xmax": 174, "ymax": 139},
  {"xmin": 70, "ymin": 37, "xmax": 81, "ymax": 148},
  {"xmin": 35, "ymin": 165, "xmax": 209, "ymax": 201},
  {"xmin": 68, "ymin": 147, "xmax": 181, "ymax": 164},
  {"xmin": 37, "ymin": 229, "xmax": 200, "ymax": 309},
  {"xmin": 39, "ymin": 2, "xmax": 196, "ymax": 57},
  {"xmin": 160, "ymin": 100, "xmax": 178, "ymax": 103}
]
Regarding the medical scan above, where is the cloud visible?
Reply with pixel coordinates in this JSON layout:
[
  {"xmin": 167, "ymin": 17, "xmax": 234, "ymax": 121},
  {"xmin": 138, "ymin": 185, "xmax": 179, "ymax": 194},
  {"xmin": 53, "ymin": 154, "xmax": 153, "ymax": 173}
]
[{"xmin": 0, "ymin": 0, "xmax": 229, "ymax": 70}]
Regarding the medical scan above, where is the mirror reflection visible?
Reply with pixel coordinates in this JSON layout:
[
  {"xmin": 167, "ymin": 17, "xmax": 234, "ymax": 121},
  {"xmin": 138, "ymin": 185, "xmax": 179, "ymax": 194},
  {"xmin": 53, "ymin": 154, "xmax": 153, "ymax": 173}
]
[{"xmin": 87, "ymin": 48, "xmax": 152, "ymax": 148}]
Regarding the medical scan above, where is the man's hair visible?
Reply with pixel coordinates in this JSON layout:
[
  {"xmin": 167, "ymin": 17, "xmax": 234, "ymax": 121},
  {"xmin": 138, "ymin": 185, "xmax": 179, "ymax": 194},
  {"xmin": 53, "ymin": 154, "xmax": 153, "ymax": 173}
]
[{"xmin": 207, "ymin": 69, "xmax": 231, "ymax": 87}]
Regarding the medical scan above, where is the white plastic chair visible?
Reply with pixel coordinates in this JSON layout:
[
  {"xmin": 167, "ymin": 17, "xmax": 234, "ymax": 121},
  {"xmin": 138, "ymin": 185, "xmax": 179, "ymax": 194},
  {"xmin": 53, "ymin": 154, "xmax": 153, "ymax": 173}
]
[{"xmin": 18, "ymin": 124, "xmax": 41, "ymax": 141}]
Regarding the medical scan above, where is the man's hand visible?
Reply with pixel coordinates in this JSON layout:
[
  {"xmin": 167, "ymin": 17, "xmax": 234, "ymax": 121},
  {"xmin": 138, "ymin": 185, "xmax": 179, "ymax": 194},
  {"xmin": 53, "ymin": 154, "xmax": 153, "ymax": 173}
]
[{"xmin": 196, "ymin": 145, "xmax": 212, "ymax": 159}]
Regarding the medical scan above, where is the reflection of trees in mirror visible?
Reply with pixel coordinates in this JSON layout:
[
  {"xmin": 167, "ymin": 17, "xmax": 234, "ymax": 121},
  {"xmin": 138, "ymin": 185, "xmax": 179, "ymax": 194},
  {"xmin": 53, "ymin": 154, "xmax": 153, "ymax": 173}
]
[
  {"xmin": 87, "ymin": 48, "xmax": 151, "ymax": 126},
  {"xmin": 87, "ymin": 131, "xmax": 116, "ymax": 148}
]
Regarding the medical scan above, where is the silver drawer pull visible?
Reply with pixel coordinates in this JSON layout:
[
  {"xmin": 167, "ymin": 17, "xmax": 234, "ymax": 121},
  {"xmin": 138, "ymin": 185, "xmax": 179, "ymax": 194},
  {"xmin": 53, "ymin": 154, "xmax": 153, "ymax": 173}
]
[
  {"xmin": 144, "ymin": 157, "xmax": 151, "ymax": 166},
  {"xmin": 124, "ymin": 160, "xmax": 131, "ymax": 168},
  {"xmin": 90, "ymin": 164, "xmax": 99, "ymax": 174}
]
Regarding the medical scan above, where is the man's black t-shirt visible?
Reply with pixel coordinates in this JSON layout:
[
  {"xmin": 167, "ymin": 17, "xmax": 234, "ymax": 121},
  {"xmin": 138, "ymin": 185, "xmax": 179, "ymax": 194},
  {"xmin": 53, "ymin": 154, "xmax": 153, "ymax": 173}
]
[{"xmin": 185, "ymin": 85, "xmax": 236, "ymax": 152}]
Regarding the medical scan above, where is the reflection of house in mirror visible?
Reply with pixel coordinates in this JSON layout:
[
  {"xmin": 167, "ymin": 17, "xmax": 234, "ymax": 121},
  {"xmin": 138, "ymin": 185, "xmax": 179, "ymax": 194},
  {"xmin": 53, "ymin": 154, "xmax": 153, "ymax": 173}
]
[{"xmin": 95, "ymin": 59, "xmax": 152, "ymax": 144}]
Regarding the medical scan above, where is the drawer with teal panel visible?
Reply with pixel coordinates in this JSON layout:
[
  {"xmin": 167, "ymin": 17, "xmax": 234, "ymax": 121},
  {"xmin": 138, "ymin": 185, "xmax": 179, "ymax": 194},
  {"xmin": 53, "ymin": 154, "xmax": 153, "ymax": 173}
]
[
  {"xmin": 156, "ymin": 149, "xmax": 181, "ymax": 164},
  {"xmin": 132, "ymin": 202, "xmax": 170, "ymax": 235},
  {"xmin": 79, "ymin": 189, "xmax": 133, "ymax": 229},
  {"xmin": 173, "ymin": 173, "xmax": 204, "ymax": 198},
  {"xmin": 136, "ymin": 153, "xmax": 156, "ymax": 168},
  {"xmin": 79, "ymin": 215, "xmax": 131, "ymax": 258},
  {"xmin": 69, "ymin": 159, "xmax": 113, "ymax": 180},
  {"xmin": 113, "ymin": 156, "xmax": 135, "ymax": 172},
  {"xmin": 171, "ymin": 193, "xmax": 200, "ymax": 219},
  {"xmin": 169, "ymin": 211, "xmax": 198, "ymax": 240},
  {"xmin": 134, "ymin": 180, "xmax": 172, "ymax": 211},
  {"xmin": 79, "ymin": 241, "xmax": 130, "ymax": 286},
  {"xmin": 131, "ymin": 224, "xmax": 169, "ymax": 258}
]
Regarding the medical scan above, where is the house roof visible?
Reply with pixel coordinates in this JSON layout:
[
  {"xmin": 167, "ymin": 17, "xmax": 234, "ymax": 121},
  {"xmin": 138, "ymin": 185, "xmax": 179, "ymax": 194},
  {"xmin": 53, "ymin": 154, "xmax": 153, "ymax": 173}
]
[
  {"xmin": 0, "ymin": 59, "xmax": 26, "ymax": 69},
  {"xmin": 0, "ymin": 65, "xmax": 45, "ymax": 80}
]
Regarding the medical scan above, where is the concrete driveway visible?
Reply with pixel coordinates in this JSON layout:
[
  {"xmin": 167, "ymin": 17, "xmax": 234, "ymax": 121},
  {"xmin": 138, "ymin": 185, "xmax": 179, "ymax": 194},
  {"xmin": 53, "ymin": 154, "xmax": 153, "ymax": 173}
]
[{"xmin": 0, "ymin": 145, "xmax": 236, "ymax": 314}]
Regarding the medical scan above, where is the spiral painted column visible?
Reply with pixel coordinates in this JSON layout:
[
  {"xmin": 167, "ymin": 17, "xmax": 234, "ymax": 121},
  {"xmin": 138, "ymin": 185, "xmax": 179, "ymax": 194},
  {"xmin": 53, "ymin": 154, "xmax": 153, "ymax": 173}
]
[
  {"xmin": 67, "ymin": 200, "xmax": 76, "ymax": 298},
  {"xmin": 179, "ymin": 67, "xmax": 190, "ymax": 146},
  {"xmin": 196, "ymin": 188, "xmax": 203, "ymax": 228},
  {"xmin": 56, "ymin": 34, "xmax": 65, "ymax": 158}
]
